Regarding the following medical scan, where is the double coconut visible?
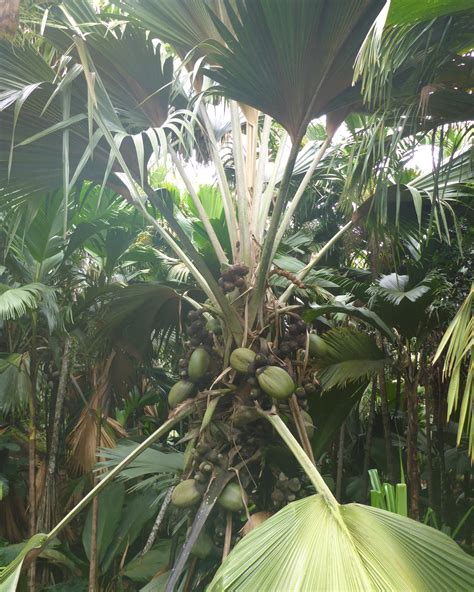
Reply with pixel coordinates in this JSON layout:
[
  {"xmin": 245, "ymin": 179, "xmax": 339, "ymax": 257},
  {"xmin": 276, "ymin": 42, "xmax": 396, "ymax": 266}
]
[{"xmin": 230, "ymin": 347, "xmax": 295, "ymax": 400}]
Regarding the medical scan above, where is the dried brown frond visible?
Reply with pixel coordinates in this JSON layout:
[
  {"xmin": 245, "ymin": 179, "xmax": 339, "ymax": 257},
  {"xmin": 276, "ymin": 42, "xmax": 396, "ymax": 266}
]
[
  {"xmin": 239, "ymin": 511, "xmax": 272, "ymax": 536},
  {"xmin": 68, "ymin": 354, "xmax": 119, "ymax": 473}
]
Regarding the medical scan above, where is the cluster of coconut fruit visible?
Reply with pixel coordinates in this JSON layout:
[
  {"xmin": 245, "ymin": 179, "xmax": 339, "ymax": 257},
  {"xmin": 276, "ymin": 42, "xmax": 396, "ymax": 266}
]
[
  {"xmin": 165, "ymin": 308, "xmax": 331, "ymax": 559},
  {"xmin": 168, "ymin": 310, "xmax": 217, "ymax": 408},
  {"xmin": 218, "ymin": 263, "xmax": 249, "ymax": 294},
  {"xmin": 229, "ymin": 347, "xmax": 296, "ymax": 400}
]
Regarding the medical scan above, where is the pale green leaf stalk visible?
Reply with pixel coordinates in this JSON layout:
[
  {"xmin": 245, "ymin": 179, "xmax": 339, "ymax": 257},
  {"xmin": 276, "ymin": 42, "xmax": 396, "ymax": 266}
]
[
  {"xmin": 0, "ymin": 534, "xmax": 47, "ymax": 590},
  {"xmin": 230, "ymin": 101, "xmax": 250, "ymax": 266}
]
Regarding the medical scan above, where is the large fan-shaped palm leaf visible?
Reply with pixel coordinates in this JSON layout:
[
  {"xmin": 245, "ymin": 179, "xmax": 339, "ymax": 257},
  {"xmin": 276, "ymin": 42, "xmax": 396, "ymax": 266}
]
[
  {"xmin": 209, "ymin": 493, "xmax": 473, "ymax": 591},
  {"xmin": 202, "ymin": 0, "xmax": 385, "ymax": 141},
  {"xmin": 120, "ymin": 0, "xmax": 234, "ymax": 64},
  {"xmin": 208, "ymin": 413, "xmax": 474, "ymax": 592}
]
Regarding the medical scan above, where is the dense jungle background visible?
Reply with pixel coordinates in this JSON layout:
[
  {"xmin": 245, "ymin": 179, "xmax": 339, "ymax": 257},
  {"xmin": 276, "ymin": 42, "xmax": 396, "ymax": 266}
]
[{"xmin": 0, "ymin": 0, "xmax": 473, "ymax": 591}]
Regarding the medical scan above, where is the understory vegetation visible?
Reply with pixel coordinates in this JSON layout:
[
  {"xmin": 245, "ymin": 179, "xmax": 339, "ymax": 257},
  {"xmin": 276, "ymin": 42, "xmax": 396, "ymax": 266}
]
[{"xmin": 0, "ymin": 1, "xmax": 473, "ymax": 591}]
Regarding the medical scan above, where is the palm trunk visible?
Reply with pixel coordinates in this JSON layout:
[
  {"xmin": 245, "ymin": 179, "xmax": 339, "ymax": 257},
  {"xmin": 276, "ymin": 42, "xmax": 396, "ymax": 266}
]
[
  {"xmin": 378, "ymin": 368, "xmax": 395, "ymax": 483},
  {"xmin": 28, "ymin": 313, "xmax": 38, "ymax": 592},
  {"xmin": 88, "ymin": 411, "xmax": 102, "ymax": 592},
  {"xmin": 37, "ymin": 337, "xmax": 73, "ymax": 532},
  {"xmin": 362, "ymin": 379, "xmax": 377, "ymax": 502},
  {"xmin": 422, "ymin": 356, "xmax": 435, "ymax": 510},
  {"xmin": 336, "ymin": 424, "xmax": 345, "ymax": 501},
  {"xmin": 435, "ymin": 366, "xmax": 447, "ymax": 522},
  {"xmin": 370, "ymin": 246, "xmax": 395, "ymax": 484},
  {"xmin": 405, "ymin": 362, "xmax": 420, "ymax": 520}
]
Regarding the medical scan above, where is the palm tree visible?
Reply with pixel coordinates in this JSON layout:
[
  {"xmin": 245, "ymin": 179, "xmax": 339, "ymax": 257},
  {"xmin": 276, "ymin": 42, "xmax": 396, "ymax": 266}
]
[{"xmin": 1, "ymin": 1, "xmax": 473, "ymax": 590}]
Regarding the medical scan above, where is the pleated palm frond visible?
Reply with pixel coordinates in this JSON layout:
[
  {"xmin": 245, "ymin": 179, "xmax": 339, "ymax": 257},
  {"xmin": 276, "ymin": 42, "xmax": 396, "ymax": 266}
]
[
  {"xmin": 92, "ymin": 282, "xmax": 181, "ymax": 361},
  {"xmin": 371, "ymin": 273, "xmax": 432, "ymax": 306},
  {"xmin": 0, "ymin": 282, "xmax": 56, "ymax": 321},
  {"xmin": 119, "ymin": 0, "xmax": 234, "ymax": 64},
  {"xmin": 0, "ymin": 41, "xmax": 116, "ymax": 202},
  {"xmin": 0, "ymin": 353, "xmax": 30, "ymax": 413},
  {"xmin": 355, "ymin": 2, "xmax": 474, "ymax": 112},
  {"xmin": 305, "ymin": 302, "xmax": 395, "ymax": 341},
  {"xmin": 209, "ymin": 493, "xmax": 474, "ymax": 591},
  {"xmin": 314, "ymin": 327, "xmax": 386, "ymax": 390},
  {"xmin": 41, "ymin": 4, "xmax": 175, "ymax": 132},
  {"xmin": 387, "ymin": 0, "xmax": 474, "ymax": 24},
  {"xmin": 434, "ymin": 284, "xmax": 474, "ymax": 459},
  {"xmin": 0, "ymin": 12, "xmax": 189, "ymax": 206},
  {"xmin": 368, "ymin": 271, "xmax": 449, "ymax": 339},
  {"xmin": 97, "ymin": 442, "xmax": 184, "ymax": 482},
  {"xmin": 202, "ymin": 0, "xmax": 385, "ymax": 141},
  {"xmin": 352, "ymin": 143, "xmax": 473, "ymax": 250}
]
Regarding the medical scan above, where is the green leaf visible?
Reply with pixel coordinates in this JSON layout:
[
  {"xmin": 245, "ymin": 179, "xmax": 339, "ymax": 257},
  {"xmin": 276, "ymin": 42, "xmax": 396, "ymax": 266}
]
[
  {"xmin": 0, "ymin": 282, "xmax": 55, "ymax": 321},
  {"xmin": 185, "ymin": 184, "xmax": 224, "ymax": 221},
  {"xmin": 309, "ymin": 381, "xmax": 368, "ymax": 459},
  {"xmin": 209, "ymin": 495, "xmax": 474, "ymax": 591},
  {"xmin": 305, "ymin": 303, "xmax": 395, "ymax": 341},
  {"xmin": 388, "ymin": 0, "xmax": 474, "ymax": 25},
  {"xmin": 97, "ymin": 443, "xmax": 184, "ymax": 481},
  {"xmin": 375, "ymin": 274, "xmax": 431, "ymax": 305},
  {"xmin": 0, "ymin": 354, "xmax": 30, "ymax": 412},
  {"xmin": 202, "ymin": 0, "xmax": 385, "ymax": 140},
  {"xmin": 315, "ymin": 328, "xmax": 386, "ymax": 390},
  {"xmin": 100, "ymin": 489, "xmax": 161, "ymax": 574},
  {"xmin": 434, "ymin": 285, "xmax": 474, "ymax": 459},
  {"xmin": 82, "ymin": 482, "xmax": 125, "ymax": 568},
  {"xmin": 122, "ymin": 541, "xmax": 172, "ymax": 582},
  {"xmin": 0, "ymin": 534, "xmax": 48, "ymax": 591},
  {"xmin": 93, "ymin": 283, "xmax": 180, "ymax": 359},
  {"xmin": 396, "ymin": 483, "xmax": 408, "ymax": 517}
]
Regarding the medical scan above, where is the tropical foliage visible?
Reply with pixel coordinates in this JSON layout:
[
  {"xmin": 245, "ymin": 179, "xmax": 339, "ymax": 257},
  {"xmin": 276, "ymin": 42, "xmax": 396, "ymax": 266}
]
[{"xmin": 0, "ymin": 0, "xmax": 473, "ymax": 591}]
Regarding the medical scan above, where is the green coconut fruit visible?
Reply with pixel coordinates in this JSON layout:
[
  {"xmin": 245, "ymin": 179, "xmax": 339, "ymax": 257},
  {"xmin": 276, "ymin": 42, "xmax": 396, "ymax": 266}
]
[
  {"xmin": 308, "ymin": 333, "xmax": 328, "ymax": 357},
  {"xmin": 218, "ymin": 482, "xmax": 247, "ymax": 512},
  {"xmin": 188, "ymin": 347, "xmax": 211, "ymax": 381},
  {"xmin": 257, "ymin": 366, "xmax": 295, "ymax": 399},
  {"xmin": 301, "ymin": 410, "xmax": 315, "ymax": 439},
  {"xmin": 168, "ymin": 380, "xmax": 196, "ymax": 408},
  {"xmin": 191, "ymin": 530, "xmax": 214, "ymax": 559},
  {"xmin": 206, "ymin": 317, "xmax": 222, "ymax": 335},
  {"xmin": 171, "ymin": 479, "xmax": 202, "ymax": 508},
  {"xmin": 230, "ymin": 348, "xmax": 256, "ymax": 373}
]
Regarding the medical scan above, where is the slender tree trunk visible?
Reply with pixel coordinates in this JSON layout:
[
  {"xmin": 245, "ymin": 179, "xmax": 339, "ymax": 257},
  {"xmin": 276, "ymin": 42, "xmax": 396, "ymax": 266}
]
[
  {"xmin": 362, "ymin": 379, "xmax": 377, "ymax": 502},
  {"xmin": 378, "ymin": 366, "xmax": 395, "ymax": 483},
  {"xmin": 336, "ymin": 424, "xmax": 345, "ymax": 501},
  {"xmin": 395, "ymin": 368, "xmax": 401, "ymax": 415},
  {"xmin": 28, "ymin": 313, "xmax": 38, "ymax": 592},
  {"xmin": 422, "ymin": 355, "xmax": 435, "ymax": 510},
  {"xmin": 370, "ymin": 243, "xmax": 395, "ymax": 483},
  {"xmin": 141, "ymin": 487, "xmax": 174, "ymax": 556},
  {"xmin": 435, "ymin": 366, "xmax": 447, "ymax": 523},
  {"xmin": 37, "ymin": 337, "xmax": 73, "ymax": 532},
  {"xmin": 405, "ymin": 354, "xmax": 420, "ymax": 520},
  {"xmin": 88, "ymin": 411, "xmax": 101, "ymax": 592}
]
